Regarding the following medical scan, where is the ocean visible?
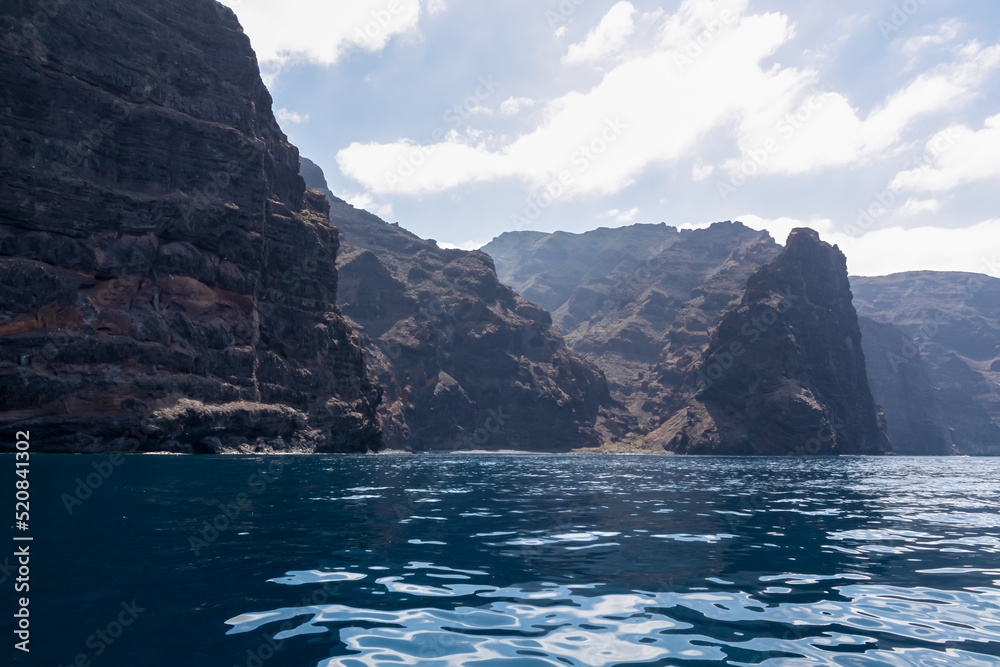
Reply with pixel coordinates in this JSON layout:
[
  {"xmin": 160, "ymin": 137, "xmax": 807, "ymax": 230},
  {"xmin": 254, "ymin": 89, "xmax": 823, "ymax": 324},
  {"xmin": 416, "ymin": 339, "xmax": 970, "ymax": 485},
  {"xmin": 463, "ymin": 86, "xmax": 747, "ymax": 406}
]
[{"xmin": 9, "ymin": 454, "xmax": 1000, "ymax": 666}]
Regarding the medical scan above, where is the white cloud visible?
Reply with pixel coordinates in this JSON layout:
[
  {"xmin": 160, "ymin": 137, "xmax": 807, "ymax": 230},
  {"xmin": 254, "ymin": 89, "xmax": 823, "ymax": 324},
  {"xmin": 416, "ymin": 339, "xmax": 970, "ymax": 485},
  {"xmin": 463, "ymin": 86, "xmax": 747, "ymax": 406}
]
[
  {"xmin": 728, "ymin": 215, "xmax": 1000, "ymax": 279},
  {"xmin": 335, "ymin": 0, "xmax": 1000, "ymax": 209},
  {"xmin": 692, "ymin": 163, "xmax": 714, "ymax": 181},
  {"xmin": 898, "ymin": 198, "xmax": 941, "ymax": 216},
  {"xmin": 500, "ymin": 97, "xmax": 536, "ymax": 115},
  {"xmin": 724, "ymin": 41, "xmax": 1000, "ymax": 178},
  {"xmin": 901, "ymin": 20, "xmax": 961, "ymax": 56},
  {"xmin": 220, "ymin": 0, "xmax": 422, "ymax": 67},
  {"xmin": 840, "ymin": 220, "xmax": 1000, "ymax": 279},
  {"xmin": 563, "ymin": 1, "xmax": 636, "ymax": 65},
  {"xmin": 603, "ymin": 207, "xmax": 640, "ymax": 223},
  {"xmin": 425, "ymin": 0, "xmax": 446, "ymax": 14},
  {"xmin": 439, "ymin": 239, "xmax": 489, "ymax": 251},
  {"xmin": 338, "ymin": 191, "xmax": 394, "ymax": 220},
  {"xmin": 890, "ymin": 114, "xmax": 1000, "ymax": 192},
  {"xmin": 275, "ymin": 108, "xmax": 309, "ymax": 124},
  {"xmin": 337, "ymin": 0, "xmax": 795, "ymax": 197}
]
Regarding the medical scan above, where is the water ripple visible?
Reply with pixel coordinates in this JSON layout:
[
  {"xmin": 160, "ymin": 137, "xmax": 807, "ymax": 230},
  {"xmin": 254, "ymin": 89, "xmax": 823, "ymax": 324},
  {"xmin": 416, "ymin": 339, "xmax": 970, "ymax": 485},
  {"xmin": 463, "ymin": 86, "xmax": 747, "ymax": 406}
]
[{"xmin": 217, "ymin": 455, "xmax": 1000, "ymax": 666}]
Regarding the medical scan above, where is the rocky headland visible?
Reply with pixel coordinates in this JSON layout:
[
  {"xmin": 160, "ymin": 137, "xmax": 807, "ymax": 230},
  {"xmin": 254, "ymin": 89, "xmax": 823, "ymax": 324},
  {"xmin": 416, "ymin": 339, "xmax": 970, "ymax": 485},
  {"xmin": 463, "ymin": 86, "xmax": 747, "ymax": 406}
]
[
  {"xmin": 649, "ymin": 229, "xmax": 890, "ymax": 455},
  {"xmin": 0, "ymin": 0, "xmax": 379, "ymax": 452}
]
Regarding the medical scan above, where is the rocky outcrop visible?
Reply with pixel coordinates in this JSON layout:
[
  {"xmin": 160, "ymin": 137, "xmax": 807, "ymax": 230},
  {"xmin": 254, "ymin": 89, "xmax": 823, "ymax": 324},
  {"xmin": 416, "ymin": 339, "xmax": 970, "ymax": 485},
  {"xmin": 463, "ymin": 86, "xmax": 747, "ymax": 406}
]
[
  {"xmin": 642, "ymin": 229, "xmax": 890, "ymax": 455},
  {"xmin": 852, "ymin": 272, "xmax": 1000, "ymax": 455},
  {"xmin": 0, "ymin": 0, "xmax": 380, "ymax": 452},
  {"xmin": 300, "ymin": 158, "xmax": 624, "ymax": 451}
]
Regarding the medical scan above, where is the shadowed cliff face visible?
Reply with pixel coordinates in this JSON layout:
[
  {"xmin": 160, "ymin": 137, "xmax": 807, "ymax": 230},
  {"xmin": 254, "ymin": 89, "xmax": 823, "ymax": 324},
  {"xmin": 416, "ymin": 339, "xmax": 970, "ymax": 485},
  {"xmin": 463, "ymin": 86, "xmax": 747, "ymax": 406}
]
[
  {"xmin": 858, "ymin": 317, "xmax": 954, "ymax": 456},
  {"xmin": 650, "ymin": 229, "xmax": 890, "ymax": 455},
  {"xmin": 0, "ymin": 0, "xmax": 380, "ymax": 452},
  {"xmin": 300, "ymin": 158, "xmax": 626, "ymax": 451},
  {"xmin": 852, "ymin": 272, "xmax": 1000, "ymax": 456}
]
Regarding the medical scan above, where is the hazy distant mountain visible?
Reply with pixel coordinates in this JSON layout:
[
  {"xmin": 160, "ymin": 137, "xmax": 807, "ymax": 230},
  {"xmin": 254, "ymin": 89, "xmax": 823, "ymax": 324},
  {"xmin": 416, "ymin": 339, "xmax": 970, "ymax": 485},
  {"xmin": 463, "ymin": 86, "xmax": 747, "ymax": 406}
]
[
  {"xmin": 858, "ymin": 317, "xmax": 955, "ymax": 455},
  {"xmin": 484, "ymin": 222, "xmax": 782, "ymax": 432},
  {"xmin": 300, "ymin": 158, "xmax": 631, "ymax": 451},
  {"xmin": 852, "ymin": 272, "xmax": 1000, "ymax": 455}
]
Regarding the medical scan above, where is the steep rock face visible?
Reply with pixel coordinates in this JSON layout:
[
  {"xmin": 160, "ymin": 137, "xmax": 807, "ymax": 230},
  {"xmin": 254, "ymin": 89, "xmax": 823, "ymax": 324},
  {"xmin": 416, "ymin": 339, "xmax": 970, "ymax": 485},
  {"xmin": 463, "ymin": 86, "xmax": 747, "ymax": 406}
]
[
  {"xmin": 852, "ymin": 272, "xmax": 1000, "ymax": 455},
  {"xmin": 0, "ymin": 0, "xmax": 380, "ymax": 452},
  {"xmin": 650, "ymin": 229, "xmax": 890, "ymax": 455},
  {"xmin": 484, "ymin": 222, "xmax": 781, "ymax": 433},
  {"xmin": 300, "ymin": 158, "xmax": 623, "ymax": 451},
  {"xmin": 858, "ymin": 317, "xmax": 954, "ymax": 455}
]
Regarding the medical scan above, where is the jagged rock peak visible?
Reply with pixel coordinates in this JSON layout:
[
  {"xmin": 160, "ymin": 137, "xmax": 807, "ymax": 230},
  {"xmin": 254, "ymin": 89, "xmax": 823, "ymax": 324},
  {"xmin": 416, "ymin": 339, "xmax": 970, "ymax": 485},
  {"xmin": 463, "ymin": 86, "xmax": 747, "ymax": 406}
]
[{"xmin": 650, "ymin": 228, "xmax": 891, "ymax": 456}]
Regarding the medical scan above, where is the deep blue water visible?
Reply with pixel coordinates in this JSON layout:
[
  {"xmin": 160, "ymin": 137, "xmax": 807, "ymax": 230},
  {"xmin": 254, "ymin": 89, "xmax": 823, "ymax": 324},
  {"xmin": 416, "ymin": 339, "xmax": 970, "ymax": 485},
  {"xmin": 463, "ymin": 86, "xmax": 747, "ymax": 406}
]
[{"xmin": 6, "ymin": 454, "xmax": 1000, "ymax": 666}]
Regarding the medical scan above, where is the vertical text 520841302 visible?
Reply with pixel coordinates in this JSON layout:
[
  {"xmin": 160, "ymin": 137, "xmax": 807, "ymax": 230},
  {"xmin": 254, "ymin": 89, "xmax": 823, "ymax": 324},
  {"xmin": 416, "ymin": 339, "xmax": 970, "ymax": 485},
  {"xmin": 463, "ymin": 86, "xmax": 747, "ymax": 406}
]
[{"xmin": 13, "ymin": 430, "xmax": 32, "ymax": 654}]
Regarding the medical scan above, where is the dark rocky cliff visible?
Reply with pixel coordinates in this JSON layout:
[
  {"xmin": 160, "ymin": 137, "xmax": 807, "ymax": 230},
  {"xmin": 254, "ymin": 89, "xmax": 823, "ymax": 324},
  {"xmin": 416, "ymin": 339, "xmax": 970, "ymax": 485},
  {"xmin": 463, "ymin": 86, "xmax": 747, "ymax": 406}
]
[
  {"xmin": 0, "ymin": 0, "xmax": 380, "ymax": 452},
  {"xmin": 650, "ymin": 229, "xmax": 890, "ymax": 455},
  {"xmin": 300, "ymin": 158, "xmax": 625, "ymax": 451},
  {"xmin": 852, "ymin": 272, "xmax": 1000, "ymax": 455}
]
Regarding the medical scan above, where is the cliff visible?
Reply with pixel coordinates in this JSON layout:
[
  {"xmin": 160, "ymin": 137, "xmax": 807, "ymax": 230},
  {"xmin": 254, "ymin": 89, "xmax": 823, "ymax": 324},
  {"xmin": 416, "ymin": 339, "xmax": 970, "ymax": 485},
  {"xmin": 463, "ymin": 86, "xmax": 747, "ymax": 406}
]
[
  {"xmin": 300, "ymin": 158, "xmax": 625, "ymax": 451},
  {"xmin": 852, "ymin": 272, "xmax": 1000, "ymax": 455},
  {"xmin": 650, "ymin": 229, "xmax": 890, "ymax": 455},
  {"xmin": 0, "ymin": 0, "xmax": 380, "ymax": 452},
  {"xmin": 858, "ymin": 317, "xmax": 954, "ymax": 455}
]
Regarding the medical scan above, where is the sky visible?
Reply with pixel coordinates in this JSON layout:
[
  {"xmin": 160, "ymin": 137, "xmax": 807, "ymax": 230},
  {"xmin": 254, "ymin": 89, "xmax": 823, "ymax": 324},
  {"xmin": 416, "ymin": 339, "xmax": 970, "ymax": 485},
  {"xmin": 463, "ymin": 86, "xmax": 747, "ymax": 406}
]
[{"xmin": 220, "ymin": 0, "xmax": 1000, "ymax": 278}]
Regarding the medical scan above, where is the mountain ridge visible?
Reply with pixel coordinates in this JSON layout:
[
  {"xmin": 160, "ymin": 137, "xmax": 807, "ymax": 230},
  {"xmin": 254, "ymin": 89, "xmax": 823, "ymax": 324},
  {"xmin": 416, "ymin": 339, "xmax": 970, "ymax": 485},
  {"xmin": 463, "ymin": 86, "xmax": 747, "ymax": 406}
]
[
  {"xmin": 300, "ymin": 157, "xmax": 631, "ymax": 451},
  {"xmin": 484, "ymin": 223, "xmax": 999, "ymax": 455}
]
